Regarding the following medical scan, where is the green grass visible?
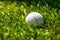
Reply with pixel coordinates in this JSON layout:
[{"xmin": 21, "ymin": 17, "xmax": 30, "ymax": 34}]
[{"xmin": 0, "ymin": 1, "xmax": 60, "ymax": 40}]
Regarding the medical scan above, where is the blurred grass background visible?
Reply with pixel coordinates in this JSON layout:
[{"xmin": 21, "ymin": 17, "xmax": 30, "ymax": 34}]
[{"xmin": 0, "ymin": 0, "xmax": 60, "ymax": 40}]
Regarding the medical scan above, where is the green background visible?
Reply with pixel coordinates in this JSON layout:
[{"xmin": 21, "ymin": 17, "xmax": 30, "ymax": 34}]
[{"xmin": 0, "ymin": 0, "xmax": 60, "ymax": 40}]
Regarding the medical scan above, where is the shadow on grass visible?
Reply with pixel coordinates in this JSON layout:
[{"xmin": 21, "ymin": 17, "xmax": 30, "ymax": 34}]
[{"xmin": 0, "ymin": 0, "xmax": 60, "ymax": 9}]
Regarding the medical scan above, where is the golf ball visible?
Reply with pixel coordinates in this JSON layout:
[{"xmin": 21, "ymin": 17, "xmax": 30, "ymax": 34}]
[{"xmin": 26, "ymin": 12, "xmax": 43, "ymax": 26}]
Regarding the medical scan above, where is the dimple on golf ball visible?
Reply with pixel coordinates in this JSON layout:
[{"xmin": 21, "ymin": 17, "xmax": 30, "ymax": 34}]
[{"xmin": 26, "ymin": 12, "xmax": 43, "ymax": 26}]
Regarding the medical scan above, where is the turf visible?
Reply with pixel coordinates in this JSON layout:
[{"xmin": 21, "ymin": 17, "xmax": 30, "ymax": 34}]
[{"xmin": 0, "ymin": 1, "xmax": 60, "ymax": 40}]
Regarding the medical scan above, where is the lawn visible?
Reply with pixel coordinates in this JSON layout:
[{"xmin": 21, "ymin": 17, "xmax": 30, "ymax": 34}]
[{"xmin": 0, "ymin": 1, "xmax": 60, "ymax": 40}]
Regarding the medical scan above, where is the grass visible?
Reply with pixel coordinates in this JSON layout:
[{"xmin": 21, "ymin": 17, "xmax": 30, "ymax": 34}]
[{"xmin": 0, "ymin": 1, "xmax": 60, "ymax": 40}]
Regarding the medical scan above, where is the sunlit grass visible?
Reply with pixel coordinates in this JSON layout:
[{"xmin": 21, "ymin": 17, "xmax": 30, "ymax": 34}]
[{"xmin": 0, "ymin": 1, "xmax": 60, "ymax": 40}]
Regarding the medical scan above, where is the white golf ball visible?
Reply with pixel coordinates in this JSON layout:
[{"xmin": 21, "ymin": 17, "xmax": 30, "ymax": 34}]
[{"xmin": 26, "ymin": 12, "xmax": 43, "ymax": 26}]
